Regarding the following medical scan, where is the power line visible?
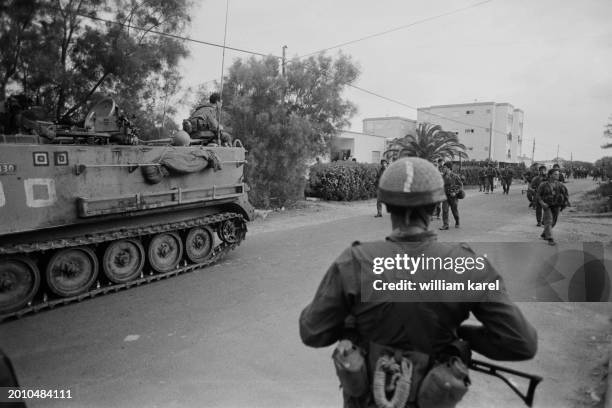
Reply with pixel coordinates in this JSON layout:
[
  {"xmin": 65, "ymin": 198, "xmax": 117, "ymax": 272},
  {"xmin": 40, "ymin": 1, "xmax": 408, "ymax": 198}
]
[
  {"xmin": 56, "ymin": 7, "xmax": 273, "ymax": 58},
  {"xmin": 296, "ymin": 0, "xmax": 493, "ymax": 58}
]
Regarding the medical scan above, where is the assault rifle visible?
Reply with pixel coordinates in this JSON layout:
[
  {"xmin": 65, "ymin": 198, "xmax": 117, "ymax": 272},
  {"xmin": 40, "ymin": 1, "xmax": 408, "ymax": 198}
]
[{"xmin": 470, "ymin": 359, "xmax": 542, "ymax": 407}]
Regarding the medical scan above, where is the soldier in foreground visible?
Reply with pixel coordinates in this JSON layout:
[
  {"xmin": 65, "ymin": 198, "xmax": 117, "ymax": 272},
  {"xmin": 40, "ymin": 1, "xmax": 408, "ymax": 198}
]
[{"xmin": 299, "ymin": 157, "xmax": 537, "ymax": 408}]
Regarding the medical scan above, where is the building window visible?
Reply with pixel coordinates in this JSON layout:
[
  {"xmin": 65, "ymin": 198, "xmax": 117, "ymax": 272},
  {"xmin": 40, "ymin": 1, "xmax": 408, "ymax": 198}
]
[
  {"xmin": 372, "ymin": 151, "xmax": 381, "ymax": 163},
  {"xmin": 507, "ymin": 133, "xmax": 512, "ymax": 141},
  {"xmin": 465, "ymin": 129, "xmax": 474, "ymax": 133},
  {"xmin": 484, "ymin": 146, "xmax": 489, "ymax": 151},
  {"xmin": 467, "ymin": 146, "xmax": 473, "ymax": 151},
  {"xmin": 466, "ymin": 110, "xmax": 475, "ymax": 115},
  {"xmin": 486, "ymin": 109, "xmax": 491, "ymax": 114},
  {"xmin": 507, "ymin": 149, "xmax": 511, "ymax": 159}
]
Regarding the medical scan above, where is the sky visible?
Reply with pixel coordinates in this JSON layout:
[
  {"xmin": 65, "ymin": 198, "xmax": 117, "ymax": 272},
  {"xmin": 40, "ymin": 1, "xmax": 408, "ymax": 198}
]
[{"xmin": 174, "ymin": 0, "xmax": 612, "ymax": 162}]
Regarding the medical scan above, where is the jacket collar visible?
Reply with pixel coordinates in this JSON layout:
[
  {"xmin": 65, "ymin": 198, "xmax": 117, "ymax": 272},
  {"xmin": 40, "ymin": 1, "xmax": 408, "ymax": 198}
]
[{"xmin": 386, "ymin": 229, "xmax": 437, "ymax": 242}]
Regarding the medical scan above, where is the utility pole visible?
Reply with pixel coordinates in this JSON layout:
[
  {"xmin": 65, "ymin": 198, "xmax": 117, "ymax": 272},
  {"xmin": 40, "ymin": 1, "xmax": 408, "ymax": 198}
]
[
  {"xmin": 531, "ymin": 139, "xmax": 535, "ymax": 163},
  {"xmin": 281, "ymin": 45, "xmax": 287, "ymax": 77},
  {"xmin": 488, "ymin": 122, "xmax": 493, "ymax": 161}
]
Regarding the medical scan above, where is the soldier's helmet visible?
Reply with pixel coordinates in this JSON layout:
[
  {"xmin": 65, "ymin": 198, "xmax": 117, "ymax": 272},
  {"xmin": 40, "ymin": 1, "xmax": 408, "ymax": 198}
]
[{"xmin": 378, "ymin": 157, "xmax": 446, "ymax": 207}]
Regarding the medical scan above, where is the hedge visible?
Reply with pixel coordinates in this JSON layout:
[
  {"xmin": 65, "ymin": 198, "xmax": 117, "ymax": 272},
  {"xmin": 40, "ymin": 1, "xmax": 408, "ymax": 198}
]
[{"xmin": 307, "ymin": 162, "xmax": 379, "ymax": 201}]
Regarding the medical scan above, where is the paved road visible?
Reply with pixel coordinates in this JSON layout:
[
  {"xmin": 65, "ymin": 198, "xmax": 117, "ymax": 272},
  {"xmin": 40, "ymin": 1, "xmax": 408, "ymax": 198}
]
[{"xmin": 1, "ymin": 179, "xmax": 610, "ymax": 407}]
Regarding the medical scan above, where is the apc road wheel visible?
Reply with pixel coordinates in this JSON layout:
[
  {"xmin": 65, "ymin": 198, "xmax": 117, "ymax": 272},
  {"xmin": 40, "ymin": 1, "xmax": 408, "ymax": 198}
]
[
  {"xmin": 102, "ymin": 239, "xmax": 145, "ymax": 283},
  {"xmin": 0, "ymin": 256, "xmax": 41, "ymax": 314},
  {"xmin": 217, "ymin": 219, "xmax": 245, "ymax": 244},
  {"xmin": 185, "ymin": 227, "xmax": 214, "ymax": 263},
  {"xmin": 46, "ymin": 247, "xmax": 99, "ymax": 297},
  {"xmin": 148, "ymin": 232, "xmax": 183, "ymax": 273}
]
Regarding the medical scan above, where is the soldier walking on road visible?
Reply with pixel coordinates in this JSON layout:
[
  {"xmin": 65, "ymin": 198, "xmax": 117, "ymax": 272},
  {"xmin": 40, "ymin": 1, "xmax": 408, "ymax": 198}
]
[
  {"xmin": 552, "ymin": 163, "xmax": 566, "ymax": 183},
  {"xmin": 500, "ymin": 165, "xmax": 514, "ymax": 195},
  {"xmin": 478, "ymin": 165, "xmax": 487, "ymax": 192},
  {"xmin": 530, "ymin": 166, "xmax": 548, "ymax": 226},
  {"xmin": 299, "ymin": 157, "xmax": 537, "ymax": 408},
  {"xmin": 485, "ymin": 164, "xmax": 497, "ymax": 193},
  {"xmin": 536, "ymin": 169, "xmax": 570, "ymax": 246},
  {"xmin": 374, "ymin": 160, "xmax": 389, "ymax": 217},
  {"xmin": 440, "ymin": 162, "xmax": 462, "ymax": 230}
]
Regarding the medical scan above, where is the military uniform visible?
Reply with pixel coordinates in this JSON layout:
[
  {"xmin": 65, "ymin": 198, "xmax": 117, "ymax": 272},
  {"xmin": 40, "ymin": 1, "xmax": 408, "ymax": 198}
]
[
  {"xmin": 441, "ymin": 170, "xmax": 462, "ymax": 228},
  {"xmin": 300, "ymin": 157, "xmax": 537, "ymax": 408},
  {"xmin": 478, "ymin": 167, "xmax": 486, "ymax": 192},
  {"xmin": 530, "ymin": 174, "xmax": 547, "ymax": 225},
  {"xmin": 485, "ymin": 167, "xmax": 498, "ymax": 193},
  {"xmin": 300, "ymin": 231, "xmax": 537, "ymax": 408},
  {"xmin": 375, "ymin": 163, "xmax": 387, "ymax": 217},
  {"xmin": 500, "ymin": 168, "xmax": 513, "ymax": 194},
  {"xmin": 536, "ymin": 179, "xmax": 569, "ymax": 243},
  {"xmin": 184, "ymin": 103, "xmax": 232, "ymax": 146}
]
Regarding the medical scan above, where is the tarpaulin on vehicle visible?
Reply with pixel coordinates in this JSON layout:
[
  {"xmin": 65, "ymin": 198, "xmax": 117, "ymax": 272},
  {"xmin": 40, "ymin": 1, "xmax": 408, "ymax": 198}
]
[{"xmin": 142, "ymin": 148, "xmax": 222, "ymax": 184}]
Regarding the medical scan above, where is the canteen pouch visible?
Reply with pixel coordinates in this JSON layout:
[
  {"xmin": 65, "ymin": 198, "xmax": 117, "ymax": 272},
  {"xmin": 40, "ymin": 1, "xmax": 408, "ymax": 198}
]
[
  {"xmin": 332, "ymin": 340, "xmax": 369, "ymax": 397},
  {"xmin": 417, "ymin": 356, "xmax": 470, "ymax": 408}
]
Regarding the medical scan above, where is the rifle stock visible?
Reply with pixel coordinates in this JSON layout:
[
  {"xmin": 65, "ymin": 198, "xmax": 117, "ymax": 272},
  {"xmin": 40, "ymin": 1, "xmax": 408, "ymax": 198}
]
[{"xmin": 469, "ymin": 359, "xmax": 542, "ymax": 407}]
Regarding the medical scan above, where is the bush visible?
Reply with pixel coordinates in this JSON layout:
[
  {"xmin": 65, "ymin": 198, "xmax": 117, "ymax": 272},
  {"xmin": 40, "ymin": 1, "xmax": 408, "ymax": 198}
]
[
  {"xmin": 308, "ymin": 162, "xmax": 379, "ymax": 201},
  {"xmin": 578, "ymin": 181, "xmax": 612, "ymax": 213}
]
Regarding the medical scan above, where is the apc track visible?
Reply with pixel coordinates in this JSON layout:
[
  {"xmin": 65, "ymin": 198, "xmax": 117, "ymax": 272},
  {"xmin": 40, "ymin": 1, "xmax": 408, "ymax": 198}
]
[{"xmin": 0, "ymin": 212, "xmax": 246, "ymax": 322}]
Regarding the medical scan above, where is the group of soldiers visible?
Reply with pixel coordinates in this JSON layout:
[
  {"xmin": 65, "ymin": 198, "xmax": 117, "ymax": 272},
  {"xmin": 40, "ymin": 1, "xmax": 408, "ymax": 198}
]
[{"xmin": 478, "ymin": 164, "xmax": 514, "ymax": 194}]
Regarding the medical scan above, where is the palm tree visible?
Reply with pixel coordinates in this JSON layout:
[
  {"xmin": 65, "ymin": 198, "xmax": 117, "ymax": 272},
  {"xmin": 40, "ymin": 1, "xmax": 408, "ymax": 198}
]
[{"xmin": 384, "ymin": 123, "xmax": 468, "ymax": 162}]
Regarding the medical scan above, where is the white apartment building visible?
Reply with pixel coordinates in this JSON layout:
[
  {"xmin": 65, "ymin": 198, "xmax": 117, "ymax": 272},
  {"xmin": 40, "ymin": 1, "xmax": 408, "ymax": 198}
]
[
  {"xmin": 363, "ymin": 117, "xmax": 417, "ymax": 140},
  {"xmin": 417, "ymin": 102, "xmax": 524, "ymax": 163},
  {"xmin": 330, "ymin": 130, "xmax": 387, "ymax": 163}
]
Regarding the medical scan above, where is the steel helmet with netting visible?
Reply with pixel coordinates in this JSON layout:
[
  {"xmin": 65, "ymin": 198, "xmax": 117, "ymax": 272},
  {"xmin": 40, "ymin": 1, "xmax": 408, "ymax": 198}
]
[{"xmin": 377, "ymin": 157, "xmax": 446, "ymax": 207}]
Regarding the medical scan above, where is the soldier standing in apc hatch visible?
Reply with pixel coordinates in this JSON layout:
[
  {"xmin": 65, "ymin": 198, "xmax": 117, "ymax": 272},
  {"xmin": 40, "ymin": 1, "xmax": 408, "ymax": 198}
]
[{"xmin": 299, "ymin": 157, "xmax": 537, "ymax": 408}]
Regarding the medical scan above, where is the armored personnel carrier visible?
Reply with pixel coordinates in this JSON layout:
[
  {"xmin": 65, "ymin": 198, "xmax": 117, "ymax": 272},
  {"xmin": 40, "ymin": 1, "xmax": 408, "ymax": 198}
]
[{"xmin": 0, "ymin": 97, "xmax": 253, "ymax": 319}]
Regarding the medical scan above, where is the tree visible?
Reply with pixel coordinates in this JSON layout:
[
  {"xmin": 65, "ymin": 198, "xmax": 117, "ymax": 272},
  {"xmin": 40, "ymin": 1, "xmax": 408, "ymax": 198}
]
[
  {"xmin": 3, "ymin": 0, "xmax": 191, "ymax": 133},
  {"xmin": 218, "ymin": 53, "xmax": 359, "ymax": 208},
  {"xmin": 603, "ymin": 115, "xmax": 612, "ymax": 149},
  {"xmin": 0, "ymin": 0, "xmax": 38, "ymax": 101},
  {"xmin": 384, "ymin": 123, "xmax": 468, "ymax": 162}
]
